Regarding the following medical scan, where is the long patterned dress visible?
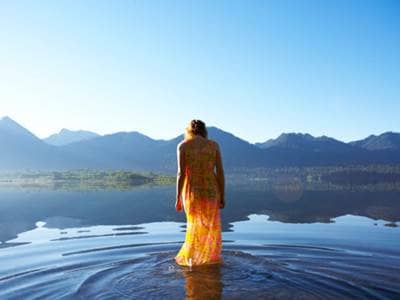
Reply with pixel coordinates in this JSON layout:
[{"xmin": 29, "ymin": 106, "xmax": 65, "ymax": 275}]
[{"xmin": 175, "ymin": 138, "xmax": 222, "ymax": 266}]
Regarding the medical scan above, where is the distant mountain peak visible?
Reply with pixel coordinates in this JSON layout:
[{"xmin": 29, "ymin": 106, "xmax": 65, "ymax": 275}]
[
  {"xmin": 350, "ymin": 131, "xmax": 400, "ymax": 151},
  {"xmin": 44, "ymin": 128, "xmax": 100, "ymax": 146},
  {"xmin": 0, "ymin": 116, "xmax": 38, "ymax": 139},
  {"xmin": 255, "ymin": 132, "xmax": 347, "ymax": 151},
  {"xmin": 1, "ymin": 115, "xmax": 13, "ymax": 121},
  {"xmin": 277, "ymin": 132, "xmax": 314, "ymax": 140},
  {"xmin": 381, "ymin": 131, "xmax": 399, "ymax": 137},
  {"xmin": 1, "ymin": 116, "xmax": 21, "ymax": 126},
  {"xmin": 207, "ymin": 126, "xmax": 252, "ymax": 144},
  {"xmin": 97, "ymin": 131, "xmax": 161, "ymax": 145},
  {"xmin": 280, "ymin": 132, "xmax": 312, "ymax": 136}
]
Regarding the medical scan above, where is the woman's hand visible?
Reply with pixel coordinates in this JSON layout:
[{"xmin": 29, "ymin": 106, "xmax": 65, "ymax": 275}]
[{"xmin": 175, "ymin": 195, "xmax": 183, "ymax": 212}]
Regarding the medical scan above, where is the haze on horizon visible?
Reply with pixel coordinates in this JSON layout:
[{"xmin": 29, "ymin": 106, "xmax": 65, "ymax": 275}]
[{"xmin": 0, "ymin": 0, "xmax": 399, "ymax": 143}]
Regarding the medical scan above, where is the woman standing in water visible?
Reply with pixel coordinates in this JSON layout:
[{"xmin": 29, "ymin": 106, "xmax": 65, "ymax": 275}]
[{"xmin": 175, "ymin": 119, "xmax": 225, "ymax": 266}]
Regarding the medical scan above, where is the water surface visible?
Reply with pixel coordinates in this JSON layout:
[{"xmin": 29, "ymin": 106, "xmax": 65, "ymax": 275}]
[{"xmin": 0, "ymin": 185, "xmax": 399, "ymax": 299}]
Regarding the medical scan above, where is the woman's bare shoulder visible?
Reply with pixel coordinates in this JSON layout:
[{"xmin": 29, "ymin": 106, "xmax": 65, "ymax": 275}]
[{"xmin": 177, "ymin": 140, "xmax": 187, "ymax": 151}]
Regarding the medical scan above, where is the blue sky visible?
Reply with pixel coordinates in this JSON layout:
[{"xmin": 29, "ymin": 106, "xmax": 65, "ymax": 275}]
[{"xmin": 0, "ymin": 0, "xmax": 399, "ymax": 143}]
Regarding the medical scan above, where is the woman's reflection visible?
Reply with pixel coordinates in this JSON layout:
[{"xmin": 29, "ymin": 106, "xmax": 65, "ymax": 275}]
[{"xmin": 182, "ymin": 263, "xmax": 223, "ymax": 299}]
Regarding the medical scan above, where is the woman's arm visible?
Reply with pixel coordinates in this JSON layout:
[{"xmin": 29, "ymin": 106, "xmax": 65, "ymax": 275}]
[
  {"xmin": 175, "ymin": 142, "xmax": 185, "ymax": 212},
  {"xmin": 215, "ymin": 142, "xmax": 225, "ymax": 208}
]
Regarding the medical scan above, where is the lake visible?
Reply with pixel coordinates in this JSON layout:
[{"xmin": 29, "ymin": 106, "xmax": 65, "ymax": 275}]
[{"xmin": 0, "ymin": 183, "xmax": 399, "ymax": 299}]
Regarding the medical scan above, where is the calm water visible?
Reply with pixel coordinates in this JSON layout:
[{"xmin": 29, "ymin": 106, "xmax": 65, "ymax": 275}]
[{"xmin": 0, "ymin": 184, "xmax": 399, "ymax": 299}]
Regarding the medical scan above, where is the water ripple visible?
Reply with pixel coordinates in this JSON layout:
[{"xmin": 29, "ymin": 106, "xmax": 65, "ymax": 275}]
[{"xmin": 0, "ymin": 242, "xmax": 399, "ymax": 299}]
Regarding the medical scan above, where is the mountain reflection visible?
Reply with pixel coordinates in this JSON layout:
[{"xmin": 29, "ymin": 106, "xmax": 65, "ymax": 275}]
[{"xmin": 0, "ymin": 184, "xmax": 399, "ymax": 242}]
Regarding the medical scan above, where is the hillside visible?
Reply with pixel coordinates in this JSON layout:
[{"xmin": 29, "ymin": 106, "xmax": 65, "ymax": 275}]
[
  {"xmin": 0, "ymin": 116, "xmax": 399, "ymax": 172},
  {"xmin": 44, "ymin": 129, "xmax": 100, "ymax": 146}
]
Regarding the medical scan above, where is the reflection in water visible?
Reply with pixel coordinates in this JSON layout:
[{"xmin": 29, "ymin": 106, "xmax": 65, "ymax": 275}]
[
  {"xmin": 1, "ymin": 185, "xmax": 400, "ymax": 243},
  {"xmin": 272, "ymin": 184, "xmax": 304, "ymax": 203},
  {"xmin": 0, "ymin": 184, "xmax": 400, "ymax": 298},
  {"xmin": 0, "ymin": 215, "xmax": 399, "ymax": 299},
  {"xmin": 182, "ymin": 263, "xmax": 222, "ymax": 300}
]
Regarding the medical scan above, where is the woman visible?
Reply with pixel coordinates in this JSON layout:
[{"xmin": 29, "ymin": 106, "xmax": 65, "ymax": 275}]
[{"xmin": 175, "ymin": 119, "xmax": 225, "ymax": 267}]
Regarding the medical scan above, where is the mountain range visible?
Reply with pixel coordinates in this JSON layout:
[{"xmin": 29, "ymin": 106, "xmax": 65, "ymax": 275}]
[
  {"xmin": 0, "ymin": 116, "xmax": 399, "ymax": 172},
  {"xmin": 44, "ymin": 129, "xmax": 99, "ymax": 146}
]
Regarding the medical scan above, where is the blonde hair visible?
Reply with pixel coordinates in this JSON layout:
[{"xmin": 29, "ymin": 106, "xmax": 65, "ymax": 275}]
[{"xmin": 184, "ymin": 119, "xmax": 208, "ymax": 140}]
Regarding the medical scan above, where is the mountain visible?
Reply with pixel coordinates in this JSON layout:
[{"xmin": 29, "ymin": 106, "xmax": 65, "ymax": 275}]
[
  {"xmin": 349, "ymin": 132, "xmax": 400, "ymax": 151},
  {"xmin": 0, "ymin": 116, "xmax": 39, "ymax": 140},
  {"xmin": 58, "ymin": 127, "xmax": 268, "ymax": 172},
  {"xmin": 44, "ymin": 129, "xmax": 99, "ymax": 146},
  {"xmin": 254, "ymin": 133, "xmax": 374, "ymax": 167},
  {"xmin": 0, "ymin": 116, "xmax": 399, "ymax": 171},
  {"xmin": 0, "ymin": 116, "xmax": 83, "ymax": 170},
  {"xmin": 61, "ymin": 131, "xmax": 169, "ymax": 171},
  {"xmin": 152, "ymin": 127, "xmax": 269, "ymax": 172},
  {"xmin": 205, "ymin": 127, "xmax": 268, "ymax": 167},
  {"xmin": 255, "ymin": 133, "xmax": 349, "ymax": 151}
]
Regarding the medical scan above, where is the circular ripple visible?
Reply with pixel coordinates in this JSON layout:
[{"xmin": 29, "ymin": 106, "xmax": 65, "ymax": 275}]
[{"xmin": 1, "ymin": 245, "xmax": 399, "ymax": 299}]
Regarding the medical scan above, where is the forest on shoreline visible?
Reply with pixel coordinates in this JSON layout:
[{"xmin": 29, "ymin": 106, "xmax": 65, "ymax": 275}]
[
  {"xmin": 1, "ymin": 164, "xmax": 400, "ymax": 191},
  {"xmin": 0, "ymin": 170, "xmax": 175, "ymax": 191}
]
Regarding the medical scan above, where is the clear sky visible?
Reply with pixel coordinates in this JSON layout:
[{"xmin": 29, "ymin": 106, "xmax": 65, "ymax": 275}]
[{"xmin": 0, "ymin": 0, "xmax": 399, "ymax": 143}]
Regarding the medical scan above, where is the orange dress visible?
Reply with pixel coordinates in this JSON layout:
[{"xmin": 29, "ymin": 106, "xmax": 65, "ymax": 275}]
[{"xmin": 175, "ymin": 139, "xmax": 222, "ymax": 266}]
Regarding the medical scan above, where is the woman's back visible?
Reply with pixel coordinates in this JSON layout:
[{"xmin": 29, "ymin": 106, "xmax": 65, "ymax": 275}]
[{"xmin": 182, "ymin": 136, "xmax": 220, "ymax": 201}]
